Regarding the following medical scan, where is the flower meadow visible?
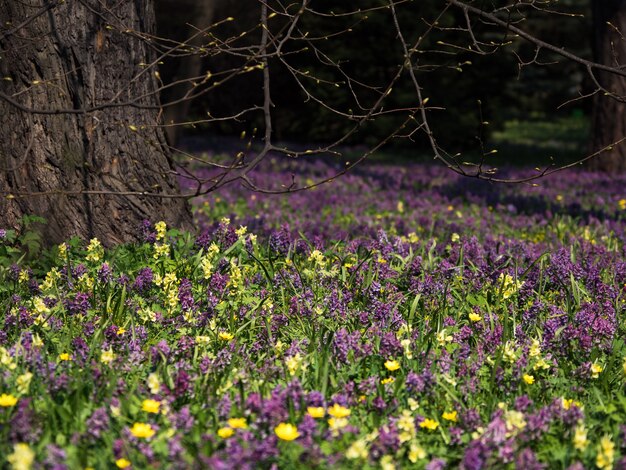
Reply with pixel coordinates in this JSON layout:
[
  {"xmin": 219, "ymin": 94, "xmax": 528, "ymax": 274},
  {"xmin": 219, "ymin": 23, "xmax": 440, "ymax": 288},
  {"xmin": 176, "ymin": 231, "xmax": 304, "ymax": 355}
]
[{"xmin": 2, "ymin": 160, "xmax": 626, "ymax": 469}]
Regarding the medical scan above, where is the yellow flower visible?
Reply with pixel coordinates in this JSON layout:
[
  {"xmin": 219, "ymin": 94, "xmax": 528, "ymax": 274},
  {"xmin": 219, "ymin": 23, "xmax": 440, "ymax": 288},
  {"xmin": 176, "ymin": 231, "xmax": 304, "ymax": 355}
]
[
  {"xmin": 16, "ymin": 372, "xmax": 33, "ymax": 395},
  {"xmin": 141, "ymin": 399, "xmax": 161, "ymax": 414},
  {"xmin": 0, "ymin": 393, "xmax": 18, "ymax": 407},
  {"xmin": 147, "ymin": 373, "xmax": 161, "ymax": 394},
  {"xmin": 327, "ymin": 417, "xmax": 349, "ymax": 434},
  {"xmin": 442, "ymin": 410, "xmax": 458, "ymax": 422},
  {"xmin": 58, "ymin": 353, "xmax": 71, "ymax": 361},
  {"xmin": 153, "ymin": 243, "xmax": 170, "ymax": 260},
  {"xmin": 381, "ymin": 377, "xmax": 395, "ymax": 385},
  {"xmin": 58, "ymin": 243, "xmax": 68, "ymax": 258},
  {"xmin": 117, "ymin": 327, "xmax": 126, "ymax": 336},
  {"xmin": 529, "ymin": 339, "xmax": 541, "ymax": 357},
  {"xmin": 115, "ymin": 458, "xmax": 131, "ymax": 469},
  {"xmin": 227, "ymin": 418, "xmax": 247, "ymax": 429},
  {"xmin": 380, "ymin": 455, "xmax": 396, "ymax": 470},
  {"xmin": 327, "ymin": 403, "xmax": 351, "ymax": 418},
  {"xmin": 504, "ymin": 410, "xmax": 526, "ymax": 435},
  {"xmin": 419, "ymin": 418, "xmax": 439, "ymax": 430},
  {"xmin": 397, "ymin": 410, "xmax": 416, "ymax": 443},
  {"xmin": 274, "ymin": 423, "xmax": 299, "ymax": 441},
  {"xmin": 217, "ymin": 427, "xmax": 234, "ymax": 439},
  {"xmin": 32, "ymin": 334, "xmax": 43, "ymax": 348},
  {"xmin": 451, "ymin": 233, "xmax": 460, "ymax": 243},
  {"xmin": 7, "ymin": 443, "xmax": 35, "ymax": 470},
  {"xmin": 591, "ymin": 362, "xmax": 603, "ymax": 379},
  {"xmin": 468, "ymin": 312, "xmax": 481, "ymax": 322},
  {"xmin": 345, "ymin": 439, "xmax": 368, "ymax": 459},
  {"xmin": 86, "ymin": 238, "xmax": 103, "ymax": 262},
  {"xmin": 307, "ymin": 407, "xmax": 325, "ymax": 418},
  {"xmin": 573, "ymin": 423, "xmax": 588, "ymax": 450},
  {"xmin": 523, "ymin": 374, "xmax": 535, "ymax": 385},
  {"xmin": 561, "ymin": 398, "xmax": 583, "ymax": 410},
  {"xmin": 596, "ymin": 435, "xmax": 615, "ymax": 469},
  {"xmin": 129, "ymin": 422, "xmax": 155, "ymax": 439},
  {"xmin": 408, "ymin": 442, "xmax": 427, "ymax": 463},
  {"xmin": 619, "ymin": 198, "xmax": 626, "ymax": 210},
  {"xmin": 219, "ymin": 332, "xmax": 234, "ymax": 342},
  {"xmin": 384, "ymin": 359, "xmax": 400, "ymax": 371},
  {"xmin": 155, "ymin": 221, "xmax": 167, "ymax": 241},
  {"xmin": 100, "ymin": 348, "xmax": 116, "ymax": 364},
  {"xmin": 285, "ymin": 353, "xmax": 304, "ymax": 376}
]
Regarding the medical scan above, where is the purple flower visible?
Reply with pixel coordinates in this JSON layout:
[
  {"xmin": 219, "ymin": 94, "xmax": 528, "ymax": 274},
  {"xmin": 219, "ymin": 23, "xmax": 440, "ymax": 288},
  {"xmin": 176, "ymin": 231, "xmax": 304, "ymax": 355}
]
[
  {"xmin": 133, "ymin": 267, "xmax": 154, "ymax": 293},
  {"xmin": 173, "ymin": 406, "xmax": 195, "ymax": 432},
  {"xmin": 64, "ymin": 293, "xmax": 91, "ymax": 316},
  {"xmin": 85, "ymin": 407, "xmax": 110, "ymax": 440},
  {"xmin": 97, "ymin": 263, "xmax": 112, "ymax": 283},
  {"xmin": 515, "ymin": 448, "xmax": 546, "ymax": 470},
  {"xmin": 44, "ymin": 444, "xmax": 67, "ymax": 470},
  {"xmin": 141, "ymin": 220, "xmax": 157, "ymax": 243},
  {"xmin": 461, "ymin": 440, "xmax": 489, "ymax": 470},
  {"xmin": 425, "ymin": 458, "xmax": 447, "ymax": 470}
]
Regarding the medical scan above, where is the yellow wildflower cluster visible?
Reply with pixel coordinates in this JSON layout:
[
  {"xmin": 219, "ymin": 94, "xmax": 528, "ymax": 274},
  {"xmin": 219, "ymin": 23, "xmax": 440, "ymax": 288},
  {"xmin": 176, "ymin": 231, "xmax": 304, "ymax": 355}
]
[
  {"xmin": 573, "ymin": 422, "xmax": 588, "ymax": 450},
  {"xmin": 7, "ymin": 443, "xmax": 35, "ymax": 470},
  {"xmin": 285, "ymin": 353, "xmax": 306, "ymax": 376},
  {"xmin": 39, "ymin": 267, "xmax": 60, "ymax": 292},
  {"xmin": 346, "ymin": 439, "xmax": 369, "ymax": 460},
  {"xmin": 153, "ymin": 242, "xmax": 170, "ymax": 260},
  {"xmin": 85, "ymin": 238, "xmax": 103, "ymax": 262},
  {"xmin": 77, "ymin": 273, "xmax": 94, "ymax": 292},
  {"xmin": 200, "ymin": 243, "xmax": 220, "ymax": 279},
  {"xmin": 155, "ymin": 221, "xmax": 167, "ymax": 241},
  {"xmin": 100, "ymin": 347, "xmax": 115, "ymax": 365},
  {"xmin": 504, "ymin": 410, "xmax": 526, "ymax": 437},
  {"xmin": 591, "ymin": 362, "xmax": 603, "ymax": 379},
  {"xmin": 497, "ymin": 273, "xmax": 524, "ymax": 299},
  {"xmin": 227, "ymin": 259, "xmax": 244, "ymax": 292},
  {"xmin": 147, "ymin": 373, "xmax": 161, "ymax": 394},
  {"xmin": 526, "ymin": 338, "xmax": 551, "ymax": 371},
  {"xmin": 503, "ymin": 341, "xmax": 518, "ymax": 364},
  {"xmin": 308, "ymin": 249, "xmax": 326, "ymax": 266},
  {"xmin": 596, "ymin": 435, "xmax": 615, "ymax": 469},
  {"xmin": 58, "ymin": 242, "xmax": 68, "ymax": 258},
  {"xmin": 155, "ymin": 272, "xmax": 178, "ymax": 313},
  {"xmin": 0, "ymin": 347, "xmax": 17, "ymax": 371},
  {"xmin": 397, "ymin": 410, "xmax": 416, "ymax": 443},
  {"xmin": 16, "ymin": 372, "xmax": 32, "ymax": 395}
]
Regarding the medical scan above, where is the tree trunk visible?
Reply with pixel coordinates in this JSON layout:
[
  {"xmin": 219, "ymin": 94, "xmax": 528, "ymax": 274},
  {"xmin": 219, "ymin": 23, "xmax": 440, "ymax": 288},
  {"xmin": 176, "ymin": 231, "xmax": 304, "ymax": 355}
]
[
  {"xmin": 589, "ymin": 0, "xmax": 626, "ymax": 172},
  {"xmin": 0, "ymin": 0, "xmax": 193, "ymax": 246}
]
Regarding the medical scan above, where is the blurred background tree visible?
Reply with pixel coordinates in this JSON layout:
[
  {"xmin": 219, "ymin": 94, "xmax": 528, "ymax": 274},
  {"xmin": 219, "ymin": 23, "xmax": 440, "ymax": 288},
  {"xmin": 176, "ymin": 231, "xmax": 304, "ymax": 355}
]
[{"xmin": 2, "ymin": 0, "xmax": 626, "ymax": 244}]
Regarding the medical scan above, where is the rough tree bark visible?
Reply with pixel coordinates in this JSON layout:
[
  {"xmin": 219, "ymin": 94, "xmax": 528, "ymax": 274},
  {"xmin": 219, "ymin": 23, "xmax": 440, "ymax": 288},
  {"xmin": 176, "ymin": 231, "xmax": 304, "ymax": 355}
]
[
  {"xmin": 589, "ymin": 0, "xmax": 626, "ymax": 172},
  {"xmin": 0, "ymin": 0, "xmax": 193, "ymax": 246}
]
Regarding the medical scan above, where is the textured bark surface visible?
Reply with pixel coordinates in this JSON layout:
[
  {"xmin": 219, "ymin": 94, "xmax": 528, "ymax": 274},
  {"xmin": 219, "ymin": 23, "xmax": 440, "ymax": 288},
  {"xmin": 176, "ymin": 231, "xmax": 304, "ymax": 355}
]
[
  {"xmin": 0, "ymin": 0, "xmax": 193, "ymax": 246},
  {"xmin": 589, "ymin": 0, "xmax": 626, "ymax": 172}
]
